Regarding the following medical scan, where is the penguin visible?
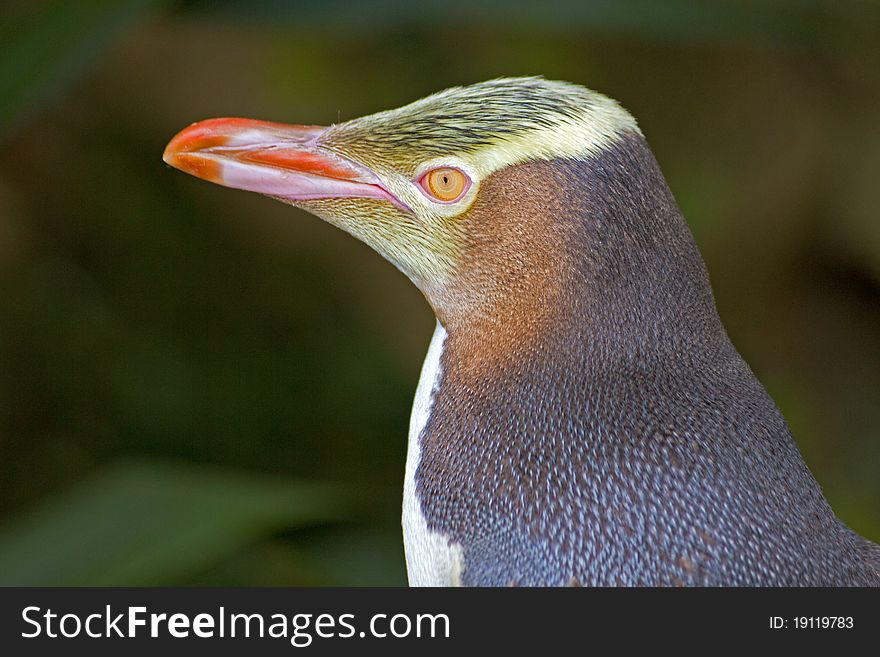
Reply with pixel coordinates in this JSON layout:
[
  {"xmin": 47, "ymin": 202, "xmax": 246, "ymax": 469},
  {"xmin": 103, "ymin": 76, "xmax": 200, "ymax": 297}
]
[{"xmin": 163, "ymin": 77, "xmax": 880, "ymax": 586}]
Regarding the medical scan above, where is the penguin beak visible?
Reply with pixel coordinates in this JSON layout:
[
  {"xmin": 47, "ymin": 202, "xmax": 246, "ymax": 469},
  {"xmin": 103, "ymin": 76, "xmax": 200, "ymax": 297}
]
[{"xmin": 162, "ymin": 118, "xmax": 403, "ymax": 207}]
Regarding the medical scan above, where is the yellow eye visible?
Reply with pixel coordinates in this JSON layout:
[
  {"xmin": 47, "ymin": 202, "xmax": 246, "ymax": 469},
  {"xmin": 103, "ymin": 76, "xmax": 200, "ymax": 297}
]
[{"xmin": 420, "ymin": 167, "xmax": 470, "ymax": 203}]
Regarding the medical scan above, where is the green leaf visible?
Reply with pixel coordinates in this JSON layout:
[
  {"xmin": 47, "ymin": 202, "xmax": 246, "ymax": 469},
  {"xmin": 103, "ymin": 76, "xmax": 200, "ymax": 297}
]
[
  {"xmin": 0, "ymin": 459, "xmax": 347, "ymax": 585},
  {"xmin": 0, "ymin": 0, "xmax": 161, "ymax": 140}
]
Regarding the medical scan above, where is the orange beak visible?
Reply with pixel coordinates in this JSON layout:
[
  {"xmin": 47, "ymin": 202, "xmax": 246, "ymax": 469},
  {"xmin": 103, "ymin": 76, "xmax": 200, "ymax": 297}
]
[{"xmin": 162, "ymin": 118, "xmax": 405, "ymax": 207}]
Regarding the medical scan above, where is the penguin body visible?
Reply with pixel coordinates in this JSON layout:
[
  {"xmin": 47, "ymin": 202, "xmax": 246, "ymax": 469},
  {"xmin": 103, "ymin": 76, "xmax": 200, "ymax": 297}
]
[
  {"xmin": 163, "ymin": 78, "xmax": 880, "ymax": 586},
  {"xmin": 408, "ymin": 138, "xmax": 880, "ymax": 586}
]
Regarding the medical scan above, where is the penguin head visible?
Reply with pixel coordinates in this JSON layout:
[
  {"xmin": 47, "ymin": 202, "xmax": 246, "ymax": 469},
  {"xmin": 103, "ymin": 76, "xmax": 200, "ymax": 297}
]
[{"xmin": 163, "ymin": 77, "xmax": 646, "ymax": 328}]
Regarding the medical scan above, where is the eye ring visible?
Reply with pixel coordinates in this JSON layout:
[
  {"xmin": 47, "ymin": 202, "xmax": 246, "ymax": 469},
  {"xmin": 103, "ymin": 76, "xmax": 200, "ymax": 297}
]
[{"xmin": 417, "ymin": 167, "xmax": 471, "ymax": 203}]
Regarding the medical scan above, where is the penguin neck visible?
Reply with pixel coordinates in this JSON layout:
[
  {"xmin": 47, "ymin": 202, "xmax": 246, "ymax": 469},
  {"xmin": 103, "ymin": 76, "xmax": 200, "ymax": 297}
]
[{"xmin": 435, "ymin": 133, "xmax": 725, "ymax": 379}]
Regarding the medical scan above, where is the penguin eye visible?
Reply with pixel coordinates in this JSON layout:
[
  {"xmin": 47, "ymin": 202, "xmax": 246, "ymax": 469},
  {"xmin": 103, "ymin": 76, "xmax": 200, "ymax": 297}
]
[{"xmin": 418, "ymin": 167, "xmax": 471, "ymax": 203}]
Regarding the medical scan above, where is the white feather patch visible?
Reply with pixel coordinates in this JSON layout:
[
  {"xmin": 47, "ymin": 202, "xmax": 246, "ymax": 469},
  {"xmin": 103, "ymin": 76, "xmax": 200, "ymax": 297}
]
[{"xmin": 402, "ymin": 321, "xmax": 464, "ymax": 586}]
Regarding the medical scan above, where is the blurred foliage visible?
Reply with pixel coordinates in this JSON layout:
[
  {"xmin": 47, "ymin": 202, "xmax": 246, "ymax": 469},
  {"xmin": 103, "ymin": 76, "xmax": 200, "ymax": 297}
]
[
  {"xmin": 0, "ymin": 0, "xmax": 164, "ymax": 140},
  {"xmin": 0, "ymin": 0, "xmax": 878, "ymax": 585},
  {"xmin": 0, "ymin": 460, "xmax": 347, "ymax": 585}
]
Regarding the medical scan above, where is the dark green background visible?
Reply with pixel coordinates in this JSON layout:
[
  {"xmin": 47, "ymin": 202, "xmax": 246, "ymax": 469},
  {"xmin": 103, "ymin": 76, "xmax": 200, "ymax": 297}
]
[{"xmin": 1, "ymin": 0, "xmax": 878, "ymax": 585}]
